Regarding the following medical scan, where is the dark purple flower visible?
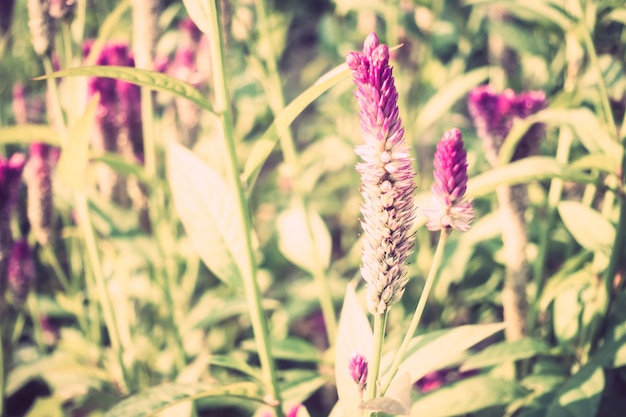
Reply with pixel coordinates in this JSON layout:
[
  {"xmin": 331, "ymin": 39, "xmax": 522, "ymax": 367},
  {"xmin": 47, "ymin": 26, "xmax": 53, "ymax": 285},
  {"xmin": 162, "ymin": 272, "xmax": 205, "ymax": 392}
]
[
  {"xmin": 347, "ymin": 32, "xmax": 417, "ymax": 316},
  {"xmin": 8, "ymin": 239, "xmax": 35, "ymax": 306},
  {"xmin": 0, "ymin": 154, "xmax": 25, "ymax": 304},
  {"xmin": 422, "ymin": 128, "xmax": 474, "ymax": 232},
  {"xmin": 468, "ymin": 85, "xmax": 546, "ymax": 165},
  {"xmin": 348, "ymin": 352, "xmax": 369, "ymax": 391}
]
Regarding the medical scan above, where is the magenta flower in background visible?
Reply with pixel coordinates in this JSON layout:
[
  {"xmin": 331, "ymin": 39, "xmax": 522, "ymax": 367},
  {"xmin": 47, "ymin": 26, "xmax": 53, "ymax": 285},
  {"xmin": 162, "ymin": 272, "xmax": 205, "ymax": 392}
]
[
  {"xmin": 85, "ymin": 41, "xmax": 144, "ymax": 204},
  {"xmin": 467, "ymin": 85, "xmax": 546, "ymax": 165},
  {"xmin": 347, "ymin": 32, "xmax": 417, "ymax": 316},
  {"xmin": 8, "ymin": 239, "xmax": 36, "ymax": 306},
  {"xmin": 423, "ymin": 128, "xmax": 474, "ymax": 232},
  {"xmin": 0, "ymin": 153, "xmax": 26, "ymax": 303},
  {"xmin": 348, "ymin": 352, "xmax": 368, "ymax": 391}
]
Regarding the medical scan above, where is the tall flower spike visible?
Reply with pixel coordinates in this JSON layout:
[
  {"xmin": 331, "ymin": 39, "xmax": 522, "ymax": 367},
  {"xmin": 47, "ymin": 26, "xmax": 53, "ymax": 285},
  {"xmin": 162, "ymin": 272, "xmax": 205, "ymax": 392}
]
[
  {"xmin": 25, "ymin": 143, "xmax": 55, "ymax": 246},
  {"xmin": 8, "ymin": 239, "xmax": 36, "ymax": 306},
  {"xmin": 347, "ymin": 32, "xmax": 417, "ymax": 316},
  {"xmin": 423, "ymin": 128, "xmax": 474, "ymax": 232}
]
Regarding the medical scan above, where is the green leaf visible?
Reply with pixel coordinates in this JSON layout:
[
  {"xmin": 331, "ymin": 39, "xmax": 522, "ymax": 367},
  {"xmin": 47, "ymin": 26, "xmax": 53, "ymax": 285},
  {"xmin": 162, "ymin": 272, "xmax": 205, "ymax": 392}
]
[
  {"xmin": 410, "ymin": 375, "xmax": 526, "ymax": 417},
  {"xmin": 466, "ymin": 156, "xmax": 594, "ymax": 199},
  {"xmin": 241, "ymin": 337, "xmax": 321, "ymax": 363},
  {"xmin": 465, "ymin": 0, "xmax": 574, "ymax": 30},
  {"xmin": 557, "ymin": 201, "xmax": 615, "ymax": 256},
  {"xmin": 180, "ymin": 0, "xmax": 213, "ymax": 35},
  {"xmin": 383, "ymin": 323, "xmax": 505, "ymax": 384},
  {"xmin": 603, "ymin": 8, "xmax": 626, "ymax": 25},
  {"xmin": 568, "ymin": 153, "xmax": 620, "ymax": 174},
  {"xmin": 279, "ymin": 370, "xmax": 326, "ymax": 406},
  {"xmin": 25, "ymin": 397, "xmax": 64, "ymax": 417},
  {"xmin": 83, "ymin": 0, "xmax": 131, "ymax": 66},
  {"xmin": 0, "ymin": 125, "xmax": 62, "ymax": 146},
  {"xmin": 56, "ymin": 94, "xmax": 99, "ymax": 191},
  {"xmin": 553, "ymin": 283, "xmax": 586, "ymax": 344},
  {"xmin": 103, "ymin": 382, "xmax": 265, "ymax": 417},
  {"xmin": 208, "ymin": 355, "xmax": 260, "ymax": 382},
  {"xmin": 335, "ymin": 284, "xmax": 373, "ymax": 417},
  {"xmin": 242, "ymin": 63, "xmax": 350, "ymax": 189},
  {"xmin": 539, "ymin": 267, "xmax": 595, "ymax": 312},
  {"xmin": 276, "ymin": 205, "xmax": 331, "ymax": 273},
  {"xmin": 167, "ymin": 141, "xmax": 249, "ymax": 287},
  {"xmin": 35, "ymin": 66, "xmax": 213, "ymax": 111},
  {"xmin": 538, "ymin": 108, "xmax": 621, "ymax": 158},
  {"xmin": 414, "ymin": 67, "xmax": 491, "ymax": 135},
  {"xmin": 546, "ymin": 366, "xmax": 604, "ymax": 417},
  {"xmin": 362, "ymin": 372, "xmax": 411, "ymax": 416},
  {"xmin": 91, "ymin": 153, "xmax": 147, "ymax": 183},
  {"xmin": 461, "ymin": 338, "xmax": 551, "ymax": 371}
]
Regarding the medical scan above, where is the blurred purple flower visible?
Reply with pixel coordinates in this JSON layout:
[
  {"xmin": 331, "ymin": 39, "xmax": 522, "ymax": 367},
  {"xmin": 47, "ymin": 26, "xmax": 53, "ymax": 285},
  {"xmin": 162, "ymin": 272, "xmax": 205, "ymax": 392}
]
[
  {"xmin": 467, "ymin": 85, "xmax": 546, "ymax": 165},
  {"xmin": 85, "ymin": 41, "xmax": 144, "ymax": 204},
  {"xmin": 415, "ymin": 367, "xmax": 479, "ymax": 394},
  {"xmin": 348, "ymin": 352, "xmax": 368, "ymax": 391},
  {"xmin": 422, "ymin": 128, "xmax": 474, "ymax": 232},
  {"xmin": 8, "ymin": 239, "xmax": 36, "ymax": 306},
  {"xmin": 0, "ymin": 153, "xmax": 26, "ymax": 303},
  {"xmin": 24, "ymin": 143, "xmax": 56, "ymax": 246},
  {"xmin": 347, "ymin": 32, "xmax": 417, "ymax": 316}
]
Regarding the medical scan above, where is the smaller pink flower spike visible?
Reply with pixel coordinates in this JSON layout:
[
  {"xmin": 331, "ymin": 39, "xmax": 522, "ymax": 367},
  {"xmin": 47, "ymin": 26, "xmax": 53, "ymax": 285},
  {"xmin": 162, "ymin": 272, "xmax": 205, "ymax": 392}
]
[
  {"xmin": 348, "ymin": 352, "xmax": 369, "ymax": 391},
  {"xmin": 423, "ymin": 128, "xmax": 474, "ymax": 232}
]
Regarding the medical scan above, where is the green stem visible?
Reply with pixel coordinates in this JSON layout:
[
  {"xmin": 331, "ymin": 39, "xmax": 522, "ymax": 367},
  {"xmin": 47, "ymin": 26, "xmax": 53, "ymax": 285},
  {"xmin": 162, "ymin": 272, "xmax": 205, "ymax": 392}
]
[
  {"xmin": 205, "ymin": 2, "xmax": 283, "ymax": 414},
  {"xmin": 253, "ymin": 0, "xmax": 337, "ymax": 344},
  {"xmin": 381, "ymin": 228, "xmax": 451, "ymax": 395},
  {"xmin": 579, "ymin": 17, "xmax": 617, "ymax": 141},
  {"xmin": 367, "ymin": 312, "xmax": 388, "ymax": 404},
  {"xmin": 42, "ymin": 244, "xmax": 71, "ymax": 292},
  {"xmin": 75, "ymin": 194, "xmax": 130, "ymax": 393},
  {"xmin": 528, "ymin": 127, "xmax": 573, "ymax": 334}
]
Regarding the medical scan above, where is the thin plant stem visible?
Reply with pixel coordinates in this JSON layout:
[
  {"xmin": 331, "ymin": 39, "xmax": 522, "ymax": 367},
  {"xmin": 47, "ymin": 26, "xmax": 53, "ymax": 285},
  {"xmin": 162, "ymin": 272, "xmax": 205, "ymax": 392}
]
[
  {"xmin": 579, "ymin": 15, "xmax": 617, "ymax": 141},
  {"xmin": 42, "ymin": 244, "xmax": 71, "ymax": 292},
  {"xmin": 205, "ymin": 1, "xmax": 283, "ymax": 414},
  {"xmin": 367, "ymin": 312, "xmax": 388, "ymax": 404},
  {"xmin": 253, "ymin": 0, "xmax": 337, "ymax": 343},
  {"xmin": 381, "ymin": 227, "xmax": 451, "ymax": 395},
  {"xmin": 75, "ymin": 193, "xmax": 130, "ymax": 393},
  {"xmin": 528, "ymin": 127, "xmax": 573, "ymax": 334}
]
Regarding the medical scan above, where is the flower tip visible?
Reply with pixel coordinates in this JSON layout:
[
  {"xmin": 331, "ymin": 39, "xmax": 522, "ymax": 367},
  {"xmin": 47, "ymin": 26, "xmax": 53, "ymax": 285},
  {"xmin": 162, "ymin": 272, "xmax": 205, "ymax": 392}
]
[{"xmin": 363, "ymin": 32, "xmax": 379, "ymax": 54}]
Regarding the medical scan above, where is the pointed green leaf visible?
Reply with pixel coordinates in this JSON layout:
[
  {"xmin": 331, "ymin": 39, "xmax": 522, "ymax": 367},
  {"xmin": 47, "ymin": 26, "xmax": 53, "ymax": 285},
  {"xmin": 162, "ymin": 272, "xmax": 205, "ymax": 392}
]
[
  {"xmin": 180, "ymin": 0, "xmax": 213, "ymax": 35},
  {"xmin": 410, "ymin": 376, "xmax": 526, "ymax": 417},
  {"xmin": 241, "ymin": 337, "xmax": 321, "ymax": 363},
  {"xmin": 414, "ymin": 67, "xmax": 491, "ymax": 135},
  {"xmin": 91, "ymin": 153, "xmax": 147, "ymax": 183},
  {"xmin": 57, "ymin": 94, "xmax": 99, "ymax": 190},
  {"xmin": 167, "ymin": 141, "xmax": 249, "ymax": 287},
  {"xmin": 335, "ymin": 284, "xmax": 373, "ymax": 417},
  {"xmin": 466, "ymin": 157, "xmax": 594, "ymax": 198},
  {"xmin": 0, "ymin": 125, "xmax": 62, "ymax": 146},
  {"xmin": 546, "ymin": 365, "xmax": 604, "ymax": 417},
  {"xmin": 35, "ymin": 66, "xmax": 213, "ymax": 111},
  {"xmin": 382, "ymin": 323, "xmax": 505, "ymax": 384},
  {"xmin": 242, "ymin": 63, "xmax": 350, "ymax": 189},
  {"xmin": 208, "ymin": 355, "xmax": 261, "ymax": 382},
  {"xmin": 460, "ymin": 338, "xmax": 551, "ymax": 371},
  {"xmin": 103, "ymin": 382, "xmax": 265, "ymax": 417},
  {"xmin": 557, "ymin": 201, "xmax": 615, "ymax": 255},
  {"xmin": 277, "ymin": 205, "xmax": 331, "ymax": 273}
]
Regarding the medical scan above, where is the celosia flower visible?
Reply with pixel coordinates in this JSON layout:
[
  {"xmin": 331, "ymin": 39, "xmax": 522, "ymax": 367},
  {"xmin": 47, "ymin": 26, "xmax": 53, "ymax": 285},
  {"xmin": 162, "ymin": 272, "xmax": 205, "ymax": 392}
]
[
  {"xmin": 8, "ymin": 239, "xmax": 36, "ymax": 306},
  {"xmin": 347, "ymin": 32, "xmax": 417, "ymax": 316},
  {"xmin": 467, "ymin": 85, "xmax": 546, "ymax": 165},
  {"xmin": 27, "ymin": 0, "xmax": 54, "ymax": 57},
  {"xmin": 0, "ymin": 153, "xmax": 26, "ymax": 302},
  {"xmin": 348, "ymin": 352, "xmax": 368, "ymax": 391},
  {"xmin": 24, "ymin": 143, "xmax": 55, "ymax": 246},
  {"xmin": 85, "ymin": 41, "xmax": 144, "ymax": 204},
  {"xmin": 423, "ymin": 128, "xmax": 474, "ymax": 232}
]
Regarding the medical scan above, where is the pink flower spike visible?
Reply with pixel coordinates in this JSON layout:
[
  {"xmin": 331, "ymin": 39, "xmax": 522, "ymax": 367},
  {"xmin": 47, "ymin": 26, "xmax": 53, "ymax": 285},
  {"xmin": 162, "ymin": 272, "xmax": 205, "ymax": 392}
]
[
  {"xmin": 347, "ymin": 32, "xmax": 417, "ymax": 316},
  {"xmin": 348, "ymin": 352, "xmax": 369, "ymax": 391},
  {"xmin": 423, "ymin": 128, "xmax": 474, "ymax": 232}
]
